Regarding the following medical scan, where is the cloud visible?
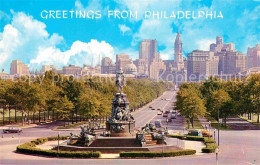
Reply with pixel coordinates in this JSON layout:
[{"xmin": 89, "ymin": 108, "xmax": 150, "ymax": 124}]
[
  {"xmin": 30, "ymin": 40, "xmax": 115, "ymax": 68},
  {"xmin": 0, "ymin": 11, "xmax": 115, "ymax": 72},
  {"xmin": 118, "ymin": 24, "xmax": 131, "ymax": 36},
  {"xmin": 196, "ymin": 39, "xmax": 215, "ymax": 51}
]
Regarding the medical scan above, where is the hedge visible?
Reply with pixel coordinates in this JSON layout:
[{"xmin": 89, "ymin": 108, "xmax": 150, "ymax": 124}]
[
  {"xmin": 168, "ymin": 135, "xmax": 218, "ymax": 153},
  {"xmin": 16, "ymin": 136, "xmax": 101, "ymax": 158},
  {"xmin": 120, "ymin": 149, "xmax": 196, "ymax": 158}
]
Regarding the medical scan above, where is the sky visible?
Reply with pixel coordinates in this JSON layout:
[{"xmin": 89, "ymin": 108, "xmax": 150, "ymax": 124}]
[{"xmin": 0, "ymin": 0, "xmax": 259, "ymax": 73}]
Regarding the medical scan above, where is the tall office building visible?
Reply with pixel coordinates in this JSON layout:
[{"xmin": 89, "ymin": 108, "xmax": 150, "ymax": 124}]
[
  {"xmin": 137, "ymin": 39, "xmax": 166, "ymax": 79},
  {"xmin": 247, "ymin": 44, "xmax": 260, "ymax": 69},
  {"xmin": 139, "ymin": 39, "xmax": 158, "ymax": 64},
  {"xmin": 116, "ymin": 53, "xmax": 133, "ymax": 73},
  {"xmin": 210, "ymin": 37, "xmax": 247, "ymax": 74},
  {"xmin": 101, "ymin": 57, "xmax": 116, "ymax": 74},
  {"xmin": 10, "ymin": 60, "xmax": 30, "ymax": 76},
  {"xmin": 187, "ymin": 50, "xmax": 219, "ymax": 81}
]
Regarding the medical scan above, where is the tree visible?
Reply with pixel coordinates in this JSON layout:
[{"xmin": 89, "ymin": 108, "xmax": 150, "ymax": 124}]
[
  {"xmin": 211, "ymin": 89, "xmax": 232, "ymax": 127},
  {"xmin": 175, "ymin": 88, "xmax": 206, "ymax": 128},
  {"xmin": 57, "ymin": 95, "xmax": 74, "ymax": 126}
]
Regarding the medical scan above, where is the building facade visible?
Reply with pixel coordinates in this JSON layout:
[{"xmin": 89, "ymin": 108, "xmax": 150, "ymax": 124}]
[
  {"xmin": 116, "ymin": 53, "xmax": 133, "ymax": 73},
  {"xmin": 101, "ymin": 57, "xmax": 116, "ymax": 74},
  {"xmin": 247, "ymin": 44, "xmax": 260, "ymax": 69},
  {"xmin": 62, "ymin": 65, "xmax": 81, "ymax": 75},
  {"xmin": 187, "ymin": 50, "xmax": 219, "ymax": 81},
  {"xmin": 161, "ymin": 31, "xmax": 186, "ymax": 84},
  {"xmin": 10, "ymin": 60, "xmax": 30, "ymax": 76},
  {"xmin": 210, "ymin": 37, "xmax": 247, "ymax": 75}
]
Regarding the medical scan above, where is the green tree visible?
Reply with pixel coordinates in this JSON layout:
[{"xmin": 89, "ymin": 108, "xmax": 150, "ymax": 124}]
[
  {"xmin": 176, "ymin": 88, "xmax": 206, "ymax": 128},
  {"xmin": 211, "ymin": 89, "xmax": 232, "ymax": 127}
]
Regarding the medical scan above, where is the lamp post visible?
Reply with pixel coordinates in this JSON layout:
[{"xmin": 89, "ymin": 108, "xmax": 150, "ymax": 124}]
[
  {"xmin": 214, "ymin": 129, "xmax": 216, "ymax": 141},
  {"xmin": 218, "ymin": 109, "xmax": 220, "ymax": 146},
  {"xmin": 57, "ymin": 131, "xmax": 60, "ymax": 153},
  {"xmin": 166, "ymin": 118, "xmax": 169, "ymax": 130}
]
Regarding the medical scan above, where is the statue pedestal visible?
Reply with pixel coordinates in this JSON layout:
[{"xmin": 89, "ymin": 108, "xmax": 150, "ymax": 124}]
[{"xmin": 106, "ymin": 121, "xmax": 135, "ymax": 137}]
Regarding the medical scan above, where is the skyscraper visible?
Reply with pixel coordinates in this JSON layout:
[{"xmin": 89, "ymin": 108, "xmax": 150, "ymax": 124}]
[
  {"xmin": 116, "ymin": 53, "xmax": 133, "ymax": 73},
  {"xmin": 10, "ymin": 60, "xmax": 30, "ymax": 76},
  {"xmin": 187, "ymin": 50, "xmax": 219, "ymax": 81},
  {"xmin": 101, "ymin": 57, "xmax": 116, "ymax": 74},
  {"xmin": 247, "ymin": 44, "xmax": 260, "ymax": 69},
  {"xmin": 210, "ymin": 37, "xmax": 247, "ymax": 74},
  {"xmin": 139, "ymin": 39, "xmax": 158, "ymax": 64}
]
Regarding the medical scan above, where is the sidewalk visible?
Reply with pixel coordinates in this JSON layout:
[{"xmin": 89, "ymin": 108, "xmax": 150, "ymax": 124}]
[{"xmin": 198, "ymin": 116, "xmax": 214, "ymax": 130}]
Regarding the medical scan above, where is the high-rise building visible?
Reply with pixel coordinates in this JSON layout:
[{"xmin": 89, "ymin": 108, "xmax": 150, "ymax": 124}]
[
  {"xmin": 116, "ymin": 53, "xmax": 133, "ymax": 73},
  {"xmin": 174, "ymin": 30, "xmax": 184, "ymax": 63},
  {"xmin": 10, "ymin": 60, "xmax": 30, "ymax": 76},
  {"xmin": 247, "ymin": 44, "xmax": 260, "ymax": 69},
  {"xmin": 101, "ymin": 57, "xmax": 116, "ymax": 74},
  {"xmin": 187, "ymin": 50, "xmax": 219, "ymax": 81},
  {"xmin": 161, "ymin": 30, "xmax": 186, "ymax": 83},
  {"xmin": 137, "ymin": 39, "xmax": 166, "ymax": 79},
  {"xmin": 139, "ymin": 39, "xmax": 158, "ymax": 64},
  {"xmin": 210, "ymin": 37, "xmax": 247, "ymax": 74}
]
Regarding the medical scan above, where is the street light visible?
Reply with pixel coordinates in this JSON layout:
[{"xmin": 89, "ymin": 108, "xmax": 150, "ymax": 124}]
[
  {"xmin": 166, "ymin": 118, "xmax": 169, "ymax": 130},
  {"xmin": 218, "ymin": 109, "xmax": 220, "ymax": 146},
  {"xmin": 214, "ymin": 129, "xmax": 216, "ymax": 141},
  {"xmin": 57, "ymin": 131, "xmax": 60, "ymax": 153}
]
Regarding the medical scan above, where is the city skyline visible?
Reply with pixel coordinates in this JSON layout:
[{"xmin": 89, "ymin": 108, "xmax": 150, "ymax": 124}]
[{"xmin": 0, "ymin": 0, "xmax": 259, "ymax": 73}]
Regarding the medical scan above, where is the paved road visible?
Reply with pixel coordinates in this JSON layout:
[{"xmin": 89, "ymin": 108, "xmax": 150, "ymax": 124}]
[
  {"xmin": 134, "ymin": 90, "xmax": 178, "ymax": 128},
  {"xmin": 1, "ymin": 90, "xmax": 260, "ymax": 165}
]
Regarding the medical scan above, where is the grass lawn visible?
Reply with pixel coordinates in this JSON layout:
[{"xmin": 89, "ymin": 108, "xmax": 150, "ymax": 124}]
[
  {"xmin": 185, "ymin": 116, "xmax": 204, "ymax": 129},
  {"xmin": 206, "ymin": 115, "xmax": 231, "ymax": 130},
  {"xmin": 240, "ymin": 114, "xmax": 260, "ymax": 126}
]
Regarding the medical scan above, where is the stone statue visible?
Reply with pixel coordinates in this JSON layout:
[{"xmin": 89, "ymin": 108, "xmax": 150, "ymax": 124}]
[
  {"xmin": 115, "ymin": 68, "xmax": 125, "ymax": 94},
  {"xmin": 106, "ymin": 69, "xmax": 135, "ymax": 136}
]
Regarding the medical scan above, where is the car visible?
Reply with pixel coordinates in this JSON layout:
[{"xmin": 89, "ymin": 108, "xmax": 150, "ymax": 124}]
[
  {"xmin": 151, "ymin": 108, "xmax": 155, "ymax": 110},
  {"xmin": 157, "ymin": 108, "xmax": 161, "ymax": 110},
  {"xmin": 165, "ymin": 110, "xmax": 170, "ymax": 114},
  {"xmin": 187, "ymin": 130, "xmax": 203, "ymax": 136},
  {"xmin": 154, "ymin": 121, "xmax": 162, "ymax": 128},
  {"xmin": 157, "ymin": 111, "xmax": 162, "ymax": 115},
  {"xmin": 149, "ymin": 106, "xmax": 153, "ymax": 108},
  {"xmin": 166, "ymin": 118, "xmax": 172, "ymax": 122},
  {"xmin": 163, "ymin": 113, "xmax": 168, "ymax": 117},
  {"xmin": 171, "ymin": 113, "xmax": 176, "ymax": 119},
  {"xmin": 3, "ymin": 127, "xmax": 22, "ymax": 133}
]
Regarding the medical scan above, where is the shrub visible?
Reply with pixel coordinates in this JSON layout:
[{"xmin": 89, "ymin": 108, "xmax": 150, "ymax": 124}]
[
  {"xmin": 168, "ymin": 134, "xmax": 218, "ymax": 153},
  {"xmin": 120, "ymin": 149, "xmax": 196, "ymax": 158},
  {"xmin": 186, "ymin": 136, "xmax": 205, "ymax": 141},
  {"xmin": 204, "ymin": 137, "xmax": 215, "ymax": 143},
  {"xmin": 16, "ymin": 136, "xmax": 100, "ymax": 158},
  {"xmin": 168, "ymin": 135, "xmax": 185, "ymax": 139},
  {"xmin": 202, "ymin": 147, "xmax": 216, "ymax": 153}
]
